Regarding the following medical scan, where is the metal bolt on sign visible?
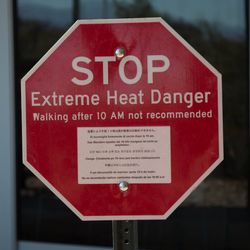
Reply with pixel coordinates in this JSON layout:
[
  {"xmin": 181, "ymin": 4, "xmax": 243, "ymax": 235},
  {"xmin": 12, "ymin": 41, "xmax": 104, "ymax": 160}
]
[
  {"xmin": 119, "ymin": 181, "xmax": 129, "ymax": 192},
  {"xmin": 115, "ymin": 47, "xmax": 126, "ymax": 59}
]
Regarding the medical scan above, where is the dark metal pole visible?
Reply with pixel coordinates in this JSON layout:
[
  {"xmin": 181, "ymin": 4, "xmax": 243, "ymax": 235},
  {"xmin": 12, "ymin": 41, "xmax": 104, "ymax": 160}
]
[
  {"xmin": 112, "ymin": 220, "xmax": 138, "ymax": 250},
  {"xmin": 72, "ymin": 0, "xmax": 79, "ymax": 22}
]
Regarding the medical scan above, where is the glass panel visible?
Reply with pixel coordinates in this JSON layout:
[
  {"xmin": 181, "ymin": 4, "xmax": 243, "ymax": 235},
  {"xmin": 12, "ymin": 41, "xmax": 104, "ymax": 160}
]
[
  {"xmin": 79, "ymin": 0, "xmax": 115, "ymax": 19},
  {"xmin": 16, "ymin": 0, "xmax": 249, "ymax": 249},
  {"xmin": 18, "ymin": 0, "xmax": 72, "ymax": 27}
]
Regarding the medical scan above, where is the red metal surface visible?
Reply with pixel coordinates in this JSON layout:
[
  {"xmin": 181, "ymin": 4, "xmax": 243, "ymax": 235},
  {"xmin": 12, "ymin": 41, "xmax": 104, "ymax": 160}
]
[{"xmin": 22, "ymin": 18, "xmax": 222, "ymax": 220}]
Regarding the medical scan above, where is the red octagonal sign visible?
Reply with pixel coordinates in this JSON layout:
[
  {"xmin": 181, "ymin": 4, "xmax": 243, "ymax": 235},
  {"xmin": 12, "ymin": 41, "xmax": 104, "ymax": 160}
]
[{"xmin": 21, "ymin": 18, "xmax": 223, "ymax": 220}]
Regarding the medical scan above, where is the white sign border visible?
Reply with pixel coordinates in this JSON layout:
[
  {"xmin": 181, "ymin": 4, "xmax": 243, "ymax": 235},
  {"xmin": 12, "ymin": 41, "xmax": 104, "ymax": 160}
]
[{"xmin": 21, "ymin": 17, "xmax": 223, "ymax": 221}]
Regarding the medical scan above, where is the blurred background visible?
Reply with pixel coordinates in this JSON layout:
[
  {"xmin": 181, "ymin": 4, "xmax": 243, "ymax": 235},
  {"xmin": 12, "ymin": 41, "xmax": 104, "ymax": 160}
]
[{"xmin": 11, "ymin": 0, "xmax": 250, "ymax": 249}]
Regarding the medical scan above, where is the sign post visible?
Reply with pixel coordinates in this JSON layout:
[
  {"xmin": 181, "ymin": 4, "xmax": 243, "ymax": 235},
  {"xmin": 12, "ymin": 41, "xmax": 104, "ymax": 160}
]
[
  {"xmin": 21, "ymin": 17, "xmax": 223, "ymax": 225},
  {"xmin": 113, "ymin": 220, "xmax": 138, "ymax": 250}
]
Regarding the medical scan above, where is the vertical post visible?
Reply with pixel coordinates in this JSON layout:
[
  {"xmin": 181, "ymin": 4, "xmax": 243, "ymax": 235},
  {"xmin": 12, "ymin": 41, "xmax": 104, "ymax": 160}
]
[
  {"xmin": 0, "ymin": 0, "xmax": 16, "ymax": 250},
  {"xmin": 72, "ymin": 0, "xmax": 79, "ymax": 22},
  {"xmin": 112, "ymin": 220, "xmax": 138, "ymax": 250},
  {"xmin": 247, "ymin": 0, "xmax": 250, "ymax": 212}
]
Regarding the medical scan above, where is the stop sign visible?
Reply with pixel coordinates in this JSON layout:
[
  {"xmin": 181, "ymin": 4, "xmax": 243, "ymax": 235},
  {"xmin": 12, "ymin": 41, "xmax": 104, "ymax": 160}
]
[{"xmin": 21, "ymin": 18, "xmax": 223, "ymax": 220}]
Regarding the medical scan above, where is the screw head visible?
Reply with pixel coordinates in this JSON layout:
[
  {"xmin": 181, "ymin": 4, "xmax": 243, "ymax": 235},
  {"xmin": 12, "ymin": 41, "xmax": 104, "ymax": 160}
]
[
  {"xmin": 115, "ymin": 47, "xmax": 125, "ymax": 59},
  {"xmin": 119, "ymin": 181, "xmax": 129, "ymax": 192}
]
